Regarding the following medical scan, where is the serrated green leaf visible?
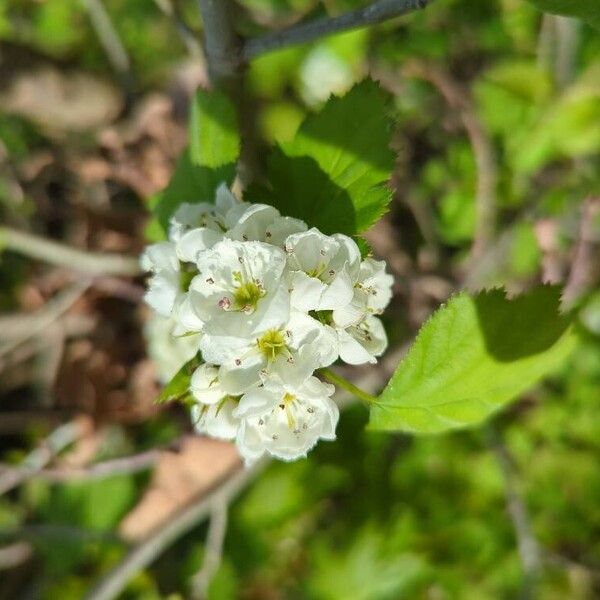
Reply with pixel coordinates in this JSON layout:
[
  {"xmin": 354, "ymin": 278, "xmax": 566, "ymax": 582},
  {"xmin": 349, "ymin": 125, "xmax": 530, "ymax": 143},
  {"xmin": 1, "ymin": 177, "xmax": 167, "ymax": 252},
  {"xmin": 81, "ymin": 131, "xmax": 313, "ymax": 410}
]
[
  {"xmin": 156, "ymin": 353, "xmax": 202, "ymax": 405},
  {"xmin": 526, "ymin": 0, "xmax": 600, "ymax": 30},
  {"xmin": 189, "ymin": 88, "xmax": 240, "ymax": 168},
  {"xmin": 146, "ymin": 149, "xmax": 236, "ymax": 240},
  {"xmin": 369, "ymin": 286, "xmax": 577, "ymax": 433},
  {"xmin": 247, "ymin": 80, "xmax": 394, "ymax": 237}
]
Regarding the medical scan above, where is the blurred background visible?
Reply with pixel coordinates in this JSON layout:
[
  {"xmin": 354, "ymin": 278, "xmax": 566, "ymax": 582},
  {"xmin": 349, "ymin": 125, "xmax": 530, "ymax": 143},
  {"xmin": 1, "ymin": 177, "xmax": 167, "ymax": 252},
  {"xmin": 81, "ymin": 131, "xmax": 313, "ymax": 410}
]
[{"xmin": 0, "ymin": 0, "xmax": 599, "ymax": 598}]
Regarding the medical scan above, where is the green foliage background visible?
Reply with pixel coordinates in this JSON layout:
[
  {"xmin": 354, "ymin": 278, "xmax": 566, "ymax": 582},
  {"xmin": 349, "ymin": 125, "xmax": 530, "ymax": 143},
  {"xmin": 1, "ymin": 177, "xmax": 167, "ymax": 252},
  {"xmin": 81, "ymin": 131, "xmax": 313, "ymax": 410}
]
[{"xmin": 0, "ymin": 0, "xmax": 599, "ymax": 598}]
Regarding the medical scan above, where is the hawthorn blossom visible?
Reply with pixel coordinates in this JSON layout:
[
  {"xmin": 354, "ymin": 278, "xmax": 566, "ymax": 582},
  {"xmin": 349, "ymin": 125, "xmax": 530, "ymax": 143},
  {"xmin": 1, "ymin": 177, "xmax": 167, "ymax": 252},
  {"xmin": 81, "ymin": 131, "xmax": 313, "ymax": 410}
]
[
  {"xmin": 142, "ymin": 183, "xmax": 394, "ymax": 464},
  {"xmin": 285, "ymin": 228, "xmax": 361, "ymax": 312},
  {"xmin": 234, "ymin": 375, "xmax": 338, "ymax": 463},
  {"xmin": 200, "ymin": 312, "xmax": 337, "ymax": 395},
  {"xmin": 187, "ymin": 239, "xmax": 289, "ymax": 334},
  {"xmin": 140, "ymin": 241, "xmax": 182, "ymax": 317},
  {"xmin": 190, "ymin": 364, "xmax": 239, "ymax": 439}
]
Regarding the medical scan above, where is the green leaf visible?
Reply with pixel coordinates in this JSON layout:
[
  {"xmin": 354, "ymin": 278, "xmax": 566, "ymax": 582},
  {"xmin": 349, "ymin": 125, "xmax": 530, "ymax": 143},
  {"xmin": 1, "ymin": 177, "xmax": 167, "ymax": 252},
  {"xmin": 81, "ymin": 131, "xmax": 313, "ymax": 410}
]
[
  {"xmin": 146, "ymin": 149, "xmax": 235, "ymax": 240},
  {"xmin": 189, "ymin": 88, "xmax": 240, "ymax": 168},
  {"xmin": 247, "ymin": 80, "xmax": 394, "ymax": 236},
  {"xmin": 369, "ymin": 286, "xmax": 576, "ymax": 433},
  {"xmin": 156, "ymin": 353, "xmax": 203, "ymax": 405},
  {"xmin": 525, "ymin": 0, "xmax": 600, "ymax": 30}
]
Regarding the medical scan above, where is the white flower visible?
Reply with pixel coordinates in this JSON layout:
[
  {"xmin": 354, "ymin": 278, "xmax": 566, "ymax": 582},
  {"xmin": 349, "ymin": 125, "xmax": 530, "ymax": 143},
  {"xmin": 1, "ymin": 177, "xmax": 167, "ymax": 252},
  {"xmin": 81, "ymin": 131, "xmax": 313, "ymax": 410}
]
[
  {"xmin": 176, "ymin": 227, "xmax": 224, "ymax": 263},
  {"xmin": 338, "ymin": 314, "xmax": 388, "ymax": 365},
  {"xmin": 226, "ymin": 202, "xmax": 307, "ymax": 246},
  {"xmin": 140, "ymin": 241, "xmax": 181, "ymax": 317},
  {"xmin": 144, "ymin": 316, "xmax": 200, "ymax": 383},
  {"xmin": 285, "ymin": 228, "xmax": 361, "ymax": 312},
  {"xmin": 234, "ymin": 375, "xmax": 338, "ymax": 463},
  {"xmin": 226, "ymin": 203, "xmax": 280, "ymax": 242},
  {"xmin": 333, "ymin": 258, "xmax": 394, "ymax": 328},
  {"xmin": 215, "ymin": 182, "xmax": 244, "ymax": 217},
  {"xmin": 186, "ymin": 239, "xmax": 289, "ymax": 335},
  {"xmin": 200, "ymin": 311, "xmax": 337, "ymax": 395},
  {"xmin": 190, "ymin": 364, "xmax": 239, "ymax": 440},
  {"xmin": 169, "ymin": 202, "xmax": 224, "ymax": 243}
]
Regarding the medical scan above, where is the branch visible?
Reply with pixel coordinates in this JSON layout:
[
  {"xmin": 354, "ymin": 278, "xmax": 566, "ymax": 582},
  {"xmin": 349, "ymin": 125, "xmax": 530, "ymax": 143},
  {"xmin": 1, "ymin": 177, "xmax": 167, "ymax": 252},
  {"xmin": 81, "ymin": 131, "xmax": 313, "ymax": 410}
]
[
  {"xmin": 0, "ymin": 281, "xmax": 91, "ymax": 360},
  {"xmin": 196, "ymin": 0, "xmax": 261, "ymax": 182},
  {"xmin": 83, "ymin": 0, "xmax": 131, "ymax": 82},
  {"xmin": 563, "ymin": 197, "xmax": 600, "ymax": 308},
  {"xmin": 196, "ymin": 0, "xmax": 241, "ymax": 82},
  {"xmin": 84, "ymin": 458, "xmax": 268, "ymax": 600},
  {"xmin": 0, "ymin": 541, "xmax": 33, "ymax": 571},
  {"xmin": 403, "ymin": 61, "xmax": 498, "ymax": 262},
  {"xmin": 0, "ymin": 226, "xmax": 141, "ymax": 276},
  {"xmin": 243, "ymin": 0, "xmax": 432, "ymax": 61},
  {"xmin": 488, "ymin": 426, "xmax": 542, "ymax": 597},
  {"xmin": 29, "ymin": 448, "xmax": 166, "ymax": 483},
  {"xmin": 0, "ymin": 419, "xmax": 87, "ymax": 496},
  {"xmin": 190, "ymin": 501, "xmax": 229, "ymax": 599}
]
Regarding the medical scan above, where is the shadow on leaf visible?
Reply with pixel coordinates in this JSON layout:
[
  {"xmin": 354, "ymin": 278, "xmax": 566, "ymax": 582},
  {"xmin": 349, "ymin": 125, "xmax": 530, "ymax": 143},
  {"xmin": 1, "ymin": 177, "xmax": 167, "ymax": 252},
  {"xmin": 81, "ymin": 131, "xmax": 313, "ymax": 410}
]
[{"xmin": 474, "ymin": 285, "xmax": 571, "ymax": 361}]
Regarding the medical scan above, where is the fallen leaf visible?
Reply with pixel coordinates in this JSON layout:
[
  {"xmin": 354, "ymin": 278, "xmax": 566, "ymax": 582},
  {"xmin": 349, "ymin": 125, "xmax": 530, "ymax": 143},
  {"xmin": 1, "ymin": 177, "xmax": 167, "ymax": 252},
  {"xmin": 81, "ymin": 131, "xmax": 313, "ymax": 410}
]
[{"xmin": 119, "ymin": 436, "xmax": 241, "ymax": 541}]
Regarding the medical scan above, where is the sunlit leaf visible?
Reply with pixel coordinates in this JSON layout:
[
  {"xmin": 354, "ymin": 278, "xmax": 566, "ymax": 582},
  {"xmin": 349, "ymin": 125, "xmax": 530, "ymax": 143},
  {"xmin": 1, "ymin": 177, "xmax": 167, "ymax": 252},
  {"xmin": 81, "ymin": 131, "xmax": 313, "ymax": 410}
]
[
  {"xmin": 369, "ymin": 286, "xmax": 576, "ymax": 433},
  {"xmin": 526, "ymin": 0, "xmax": 600, "ymax": 29},
  {"xmin": 189, "ymin": 88, "xmax": 240, "ymax": 168},
  {"xmin": 247, "ymin": 80, "xmax": 394, "ymax": 237},
  {"xmin": 156, "ymin": 353, "xmax": 202, "ymax": 405}
]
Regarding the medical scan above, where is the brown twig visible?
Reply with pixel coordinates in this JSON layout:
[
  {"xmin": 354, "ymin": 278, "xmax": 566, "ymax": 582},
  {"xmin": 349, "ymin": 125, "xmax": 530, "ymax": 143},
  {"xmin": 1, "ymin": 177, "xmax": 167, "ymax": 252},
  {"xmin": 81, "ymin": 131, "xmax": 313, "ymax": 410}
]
[
  {"xmin": 29, "ymin": 447, "xmax": 167, "ymax": 483},
  {"xmin": 84, "ymin": 458, "xmax": 267, "ymax": 600},
  {"xmin": 563, "ymin": 197, "xmax": 600, "ymax": 308},
  {"xmin": 0, "ymin": 281, "xmax": 91, "ymax": 360},
  {"xmin": 0, "ymin": 418, "xmax": 88, "ymax": 496},
  {"xmin": 0, "ymin": 226, "xmax": 141, "ymax": 276},
  {"xmin": 403, "ymin": 61, "xmax": 498, "ymax": 262},
  {"xmin": 0, "ymin": 542, "xmax": 33, "ymax": 571},
  {"xmin": 488, "ymin": 426, "xmax": 542, "ymax": 598},
  {"xmin": 190, "ymin": 501, "xmax": 229, "ymax": 598}
]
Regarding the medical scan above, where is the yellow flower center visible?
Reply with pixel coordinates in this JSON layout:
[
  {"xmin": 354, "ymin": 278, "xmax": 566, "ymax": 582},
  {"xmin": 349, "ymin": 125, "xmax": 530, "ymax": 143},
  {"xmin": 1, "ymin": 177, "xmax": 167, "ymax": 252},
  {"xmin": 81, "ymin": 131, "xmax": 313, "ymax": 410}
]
[
  {"xmin": 233, "ymin": 281, "xmax": 264, "ymax": 311},
  {"xmin": 257, "ymin": 329, "xmax": 288, "ymax": 361}
]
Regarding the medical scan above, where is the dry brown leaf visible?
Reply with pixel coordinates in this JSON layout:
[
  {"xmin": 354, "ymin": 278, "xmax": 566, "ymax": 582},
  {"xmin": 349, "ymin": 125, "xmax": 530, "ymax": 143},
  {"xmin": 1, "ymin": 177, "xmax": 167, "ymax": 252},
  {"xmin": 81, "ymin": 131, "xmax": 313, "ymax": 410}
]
[
  {"xmin": 119, "ymin": 436, "xmax": 241, "ymax": 541},
  {"xmin": 0, "ymin": 67, "xmax": 122, "ymax": 132}
]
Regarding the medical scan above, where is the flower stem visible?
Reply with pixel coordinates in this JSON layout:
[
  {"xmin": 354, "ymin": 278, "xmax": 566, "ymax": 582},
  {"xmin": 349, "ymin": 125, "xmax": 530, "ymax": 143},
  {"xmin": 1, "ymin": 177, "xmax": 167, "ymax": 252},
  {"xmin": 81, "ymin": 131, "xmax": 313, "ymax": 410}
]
[{"xmin": 319, "ymin": 368, "xmax": 378, "ymax": 405}]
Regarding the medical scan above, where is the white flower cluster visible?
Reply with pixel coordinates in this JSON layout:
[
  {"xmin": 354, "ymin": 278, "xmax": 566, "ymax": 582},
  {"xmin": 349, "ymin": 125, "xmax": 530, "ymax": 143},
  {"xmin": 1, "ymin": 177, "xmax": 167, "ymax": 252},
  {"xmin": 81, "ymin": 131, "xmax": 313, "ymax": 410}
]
[{"xmin": 141, "ymin": 184, "xmax": 393, "ymax": 464}]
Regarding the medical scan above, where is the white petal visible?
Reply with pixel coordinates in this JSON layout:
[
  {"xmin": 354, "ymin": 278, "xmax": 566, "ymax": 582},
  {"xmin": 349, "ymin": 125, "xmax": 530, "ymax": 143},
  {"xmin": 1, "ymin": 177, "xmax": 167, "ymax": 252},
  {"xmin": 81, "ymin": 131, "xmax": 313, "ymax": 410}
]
[
  {"xmin": 267, "ymin": 216, "xmax": 307, "ymax": 246},
  {"xmin": 332, "ymin": 302, "xmax": 365, "ymax": 329},
  {"xmin": 235, "ymin": 420, "xmax": 266, "ymax": 464},
  {"xmin": 192, "ymin": 400, "xmax": 238, "ymax": 440},
  {"xmin": 234, "ymin": 387, "xmax": 276, "ymax": 419},
  {"xmin": 285, "ymin": 228, "xmax": 339, "ymax": 273},
  {"xmin": 331, "ymin": 233, "xmax": 361, "ymax": 280},
  {"xmin": 176, "ymin": 228, "xmax": 223, "ymax": 263},
  {"xmin": 219, "ymin": 353, "xmax": 265, "ymax": 395},
  {"xmin": 317, "ymin": 267, "xmax": 354, "ymax": 311},
  {"xmin": 337, "ymin": 328, "xmax": 377, "ymax": 365},
  {"xmin": 144, "ymin": 271, "xmax": 180, "ymax": 317},
  {"xmin": 215, "ymin": 183, "xmax": 241, "ymax": 217},
  {"xmin": 289, "ymin": 271, "xmax": 325, "ymax": 312},
  {"xmin": 226, "ymin": 203, "xmax": 280, "ymax": 242},
  {"xmin": 199, "ymin": 328, "xmax": 251, "ymax": 365},
  {"xmin": 191, "ymin": 364, "xmax": 224, "ymax": 404},
  {"xmin": 173, "ymin": 292, "xmax": 205, "ymax": 333},
  {"xmin": 141, "ymin": 242, "xmax": 179, "ymax": 272}
]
